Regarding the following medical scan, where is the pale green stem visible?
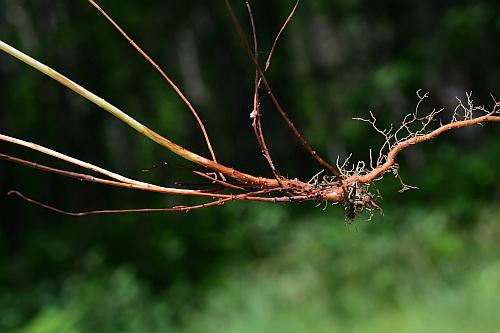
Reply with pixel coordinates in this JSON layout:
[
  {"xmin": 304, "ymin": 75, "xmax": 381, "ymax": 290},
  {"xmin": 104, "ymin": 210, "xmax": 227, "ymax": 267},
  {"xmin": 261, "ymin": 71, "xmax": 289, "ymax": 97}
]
[
  {"xmin": 0, "ymin": 40, "xmax": 209, "ymax": 163},
  {"xmin": 0, "ymin": 133, "xmax": 219, "ymax": 197},
  {"xmin": 0, "ymin": 40, "xmax": 281, "ymax": 188}
]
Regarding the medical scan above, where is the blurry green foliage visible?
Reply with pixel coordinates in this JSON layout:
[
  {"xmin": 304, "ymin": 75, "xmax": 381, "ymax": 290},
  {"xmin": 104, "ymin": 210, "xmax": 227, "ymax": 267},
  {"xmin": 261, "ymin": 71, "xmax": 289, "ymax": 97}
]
[
  {"xmin": 1, "ymin": 0, "xmax": 499, "ymax": 331},
  {"xmin": 3, "ymin": 204, "xmax": 500, "ymax": 332}
]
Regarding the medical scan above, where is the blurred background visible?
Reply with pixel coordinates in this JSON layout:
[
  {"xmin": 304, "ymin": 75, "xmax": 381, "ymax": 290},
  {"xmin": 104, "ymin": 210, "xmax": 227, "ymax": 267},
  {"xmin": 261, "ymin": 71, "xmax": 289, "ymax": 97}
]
[{"xmin": 1, "ymin": 0, "xmax": 500, "ymax": 331}]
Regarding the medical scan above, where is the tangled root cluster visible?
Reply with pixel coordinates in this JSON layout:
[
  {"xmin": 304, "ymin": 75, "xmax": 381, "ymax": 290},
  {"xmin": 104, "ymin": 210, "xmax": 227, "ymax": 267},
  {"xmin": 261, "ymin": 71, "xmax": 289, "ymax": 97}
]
[{"xmin": 332, "ymin": 91, "xmax": 500, "ymax": 220}]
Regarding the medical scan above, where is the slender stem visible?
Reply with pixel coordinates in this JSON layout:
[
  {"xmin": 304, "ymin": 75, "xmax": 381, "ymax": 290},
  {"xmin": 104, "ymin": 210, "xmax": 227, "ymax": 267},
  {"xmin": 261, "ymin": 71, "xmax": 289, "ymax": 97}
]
[
  {"xmin": 0, "ymin": 39, "xmax": 283, "ymax": 188},
  {"xmin": 0, "ymin": 152, "xmax": 228, "ymax": 198},
  {"xmin": 8, "ymin": 190, "xmax": 232, "ymax": 215},
  {"xmin": 86, "ymin": 0, "xmax": 221, "ymax": 169},
  {"xmin": 246, "ymin": 1, "xmax": 282, "ymax": 180},
  {"xmin": 8, "ymin": 184, "xmax": 313, "ymax": 216},
  {"xmin": 224, "ymin": 0, "xmax": 341, "ymax": 178},
  {"xmin": 192, "ymin": 171, "xmax": 245, "ymax": 190},
  {"xmin": 1, "ymin": 153, "xmax": 291, "ymax": 202},
  {"xmin": 1, "ymin": 134, "xmax": 144, "ymax": 185},
  {"xmin": 264, "ymin": 0, "xmax": 300, "ymax": 72}
]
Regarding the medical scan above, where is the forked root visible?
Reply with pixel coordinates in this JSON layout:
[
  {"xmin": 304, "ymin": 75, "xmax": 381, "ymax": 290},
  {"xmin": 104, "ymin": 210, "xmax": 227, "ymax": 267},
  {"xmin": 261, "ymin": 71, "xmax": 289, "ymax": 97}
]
[{"xmin": 1, "ymin": 2, "xmax": 500, "ymax": 219}]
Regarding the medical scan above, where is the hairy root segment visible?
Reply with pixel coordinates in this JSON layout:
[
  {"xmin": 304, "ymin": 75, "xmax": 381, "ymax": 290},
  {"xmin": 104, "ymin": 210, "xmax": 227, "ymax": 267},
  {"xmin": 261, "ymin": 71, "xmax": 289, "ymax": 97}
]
[
  {"xmin": 4, "ymin": 91, "xmax": 500, "ymax": 220},
  {"xmin": 332, "ymin": 92, "xmax": 500, "ymax": 218},
  {"xmin": 2, "ymin": 1, "xmax": 500, "ymax": 220},
  {"xmin": 5, "ymin": 90, "xmax": 500, "ymax": 220}
]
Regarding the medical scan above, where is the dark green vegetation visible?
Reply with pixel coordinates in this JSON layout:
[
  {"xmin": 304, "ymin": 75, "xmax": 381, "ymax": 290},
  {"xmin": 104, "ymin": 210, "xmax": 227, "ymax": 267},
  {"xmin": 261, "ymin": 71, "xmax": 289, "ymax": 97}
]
[{"xmin": 1, "ymin": 0, "xmax": 499, "ymax": 331}]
